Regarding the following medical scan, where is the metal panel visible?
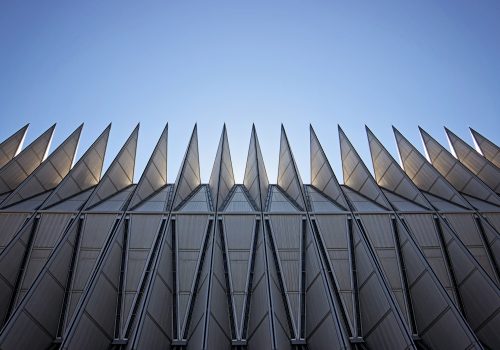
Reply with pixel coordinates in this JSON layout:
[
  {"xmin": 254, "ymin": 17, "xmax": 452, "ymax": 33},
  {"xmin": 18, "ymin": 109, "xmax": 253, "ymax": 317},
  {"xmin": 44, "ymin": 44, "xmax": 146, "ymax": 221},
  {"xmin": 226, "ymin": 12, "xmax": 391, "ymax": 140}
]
[
  {"xmin": 0, "ymin": 124, "xmax": 28, "ymax": 169},
  {"xmin": 61, "ymin": 220, "xmax": 124, "ymax": 348},
  {"xmin": 314, "ymin": 215, "xmax": 355, "ymax": 331},
  {"xmin": 172, "ymin": 126, "xmax": 201, "ymax": 209},
  {"xmin": 129, "ymin": 125, "xmax": 168, "ymax": 209},
  {"xmin": 223, "ymin": 215, "xmax": 255, "ymax": 335},
  {"xmin": 0, "ymin": 125, "xmax": 55, "ymax": 195},
  {"xmin": 268, "ymin": 215, "xmax": 304, "ymax": 338},
  {"xmin": 471, "ymin": 127, "xmax": 500, "ymax": 168},
  {"xmin": 342, "ymin": 187, "xmax": 387, "ymax": 212},
  {"xmin": 351, "ymin": 222, "xmax": 415, "ymax": 349},
  {"xmin": 421, "ymin": 128, "xmax": 500, "ymax": 205},
  {"xmin": 339, "ymin": 126, "xmax": 391, "ymax": 210},
  {"xmin": 243, "ymin": 125, "xmax": 269, "ymax": 210},
  {"xmin": 178, "ymin": 185, "xmax": 209, "ymax": 212},
  {"xmin": 277, "ymin": 126, "xmax": 306, "ymax": 210},
  {"xmin": 43, "ymin": 125, "xmax": 110, "ymax": 209},
  {"xmin": 128, "ymin": 219, "xmax": 172, "ymax": 349},
  {"xmin": 394, "ymin": 127, "xmax": 471, "ymax": 208},
  {"xmin": 63, "ymin": 214, "xmax": 118, "ymax": 331},
  {"xmin": 440, "ymin": 222, "xmax": 500, "ymax": 348},
  {"xmin": 89, "ymin": 186, "xmax": 135, "ymax": 211},
  {"xmin": 47, "ymin": 188, "xmax": 93, "ymax": 212},
  {"xmin": 15, "ymin": 213, "xmax": 73, "ymax": 306},
  {"xmin": 446, "ymin": 128, "xmax": 500, "ymax": 194},
  {"xmin": 310, "ymin": 126, "xmax": 349, "ymax": 209},
  {"xmin": 85, "ymin": 126, "xmax": 138, "ymax": 209},
  {"xmin": 307, "ymin": 186, "xmax": 344, "ymax": 212},
  {"xmin": 223, "ymin": 186, "xmax": 255, "ymax": 212},
  {"xmin": 0, "ymin": 218, "xmax": 80, "ymax": 349},
  {"xmin": 1, "ymin": 126, "xmax": 81, "ymax": 208},
  {"xmin": 269, "ymin": 186, "xmax": 300, "ymax": 212},
  {"xmin": 367, "ymin": 128, "xmax": 432, "ymax": 210},
  {"xmin": 204, "ymin": 220, "xmax": 232, "ymax": 349},
  {"xmin": 359, "ymin": 214, "xmax": 409, "ymax": 324},
  {"xmin": 245, "ymin": 221, "xmax": 275, "ymax": 349},
  {"xmin": 445, "ymin": 213, "xmax": 498, "ymax": 284},
  {"xmin": 305, "ymin": 217, "xmax": 351, "ymax": 349},
  {"xmin": 208, "ymin": 126, "xmax": 235, "ymax": 210},
  {"xmin": 0, "ymin": 213, "xmax": 29, "ymax": 251},
  {"xmin": 132, "ymin": 186, "xmax": 170, "ymax": 212},
  {"xmin": 383, "ymin": 190, "xmax": 428, "ymax": 211}
]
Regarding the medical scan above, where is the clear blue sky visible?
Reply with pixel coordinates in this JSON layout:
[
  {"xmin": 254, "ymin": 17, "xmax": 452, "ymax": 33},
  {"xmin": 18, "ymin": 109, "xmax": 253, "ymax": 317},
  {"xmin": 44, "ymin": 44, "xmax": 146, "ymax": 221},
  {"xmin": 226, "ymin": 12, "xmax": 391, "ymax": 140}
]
[{"xmin": 0, "ymin": 0, "xmax": 499, "ymax": 183}]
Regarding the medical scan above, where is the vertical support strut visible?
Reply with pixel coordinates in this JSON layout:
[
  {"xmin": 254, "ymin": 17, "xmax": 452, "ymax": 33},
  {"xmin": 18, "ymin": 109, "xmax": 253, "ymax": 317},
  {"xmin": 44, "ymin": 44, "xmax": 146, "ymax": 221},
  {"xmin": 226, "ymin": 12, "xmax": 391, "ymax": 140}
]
[
  {"xmin": 218, "ymin": 219, "xmax": 237, "ymax": 340},
  {"xmin": 391, "ymin": 217, "xmax": 418, "ymax": 334},
  {"xmin": 300, "ymin": 218, "xmax": 306, "ymax": 340},
  {"xmin": 183, "ymin": 219, "xmax": 213, "ymax": 340},
  {"xmin": 433, "ymin": 217, "xmax": 466, "ymax": 315},
  {"xmin": 347, "ymin": 217, "xmax": 362, "ymax": 337},
  {"xmin": 4, "ymin": 215, "xmax": 41, "ymax": 324},
  {"xmin": 241, "ymin": 219, "xmax": 260, "ymax": 340},
  {"xmin": 474, "ymin": 216, "xmax": 500, "ymax": 281},
  {"xmin": 114, "ymin": 217, "xmax": 129, "ymax": 340},
  {"xmin": 56, "ymin": 216, "xmax": 84, "ymax": 339},
  {"xmin": 171, "ymin": 218, "xmax": 178, "ymax": 341}
]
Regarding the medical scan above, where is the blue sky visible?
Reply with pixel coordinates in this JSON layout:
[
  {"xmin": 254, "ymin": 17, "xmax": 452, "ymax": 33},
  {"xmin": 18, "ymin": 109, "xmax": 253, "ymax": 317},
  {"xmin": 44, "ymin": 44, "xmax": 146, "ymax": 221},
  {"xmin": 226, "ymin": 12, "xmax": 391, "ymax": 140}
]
[{"xmin": 0, "ymin": 0, "xmax": 499, "ymax": 183}]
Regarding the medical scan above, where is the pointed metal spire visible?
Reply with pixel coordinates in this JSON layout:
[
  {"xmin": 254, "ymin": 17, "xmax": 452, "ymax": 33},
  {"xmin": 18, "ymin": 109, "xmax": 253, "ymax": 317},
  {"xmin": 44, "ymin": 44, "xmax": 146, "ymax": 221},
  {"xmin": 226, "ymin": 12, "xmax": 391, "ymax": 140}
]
[
  {"xmin": 470, "ymin": 128, "xmax": 500, "ymax": 168},
  {"xmin": 277, "ymin": 125, "xmax": 306, "ymax": 210},
  {"xmin": 445, "ymin": 128, "xmax": 500, "ymax": 194},
  {"xmin": 420, "ymin": 127, "xmax": 500, "ymax": 205},
  {"xmin": 366, "ymin": 126, "xmax": 432, "ymax": 209},
  {"xmin": 310, "ymin": 125, "xmax": 349, "ymax": 209},
  {"xmin": 129, "ymin": 124, "xmax": 168, "ymax": 209},
  {"xmin": 172, "ymin": 124, "xmax": 201, "ymax": 209},
  {"xmin": 209, "ymin": 124, "xmax": 235, "ymax": 210},
  {"xmin": 84, "ymin": 124, "xmax": 139, "ymax": 209},
  {"xmin": 0, "ymin": 124, "xmax": 55, "ymax": 194},
  {"xmin": 0, "ymin": 124, "xmax": 29, "ymax": 169},
  {"xmin": 243, "ymin": 124, "xmax": 269, "ymax": 210},
  {"xmin": 42, "ymin": 124, "xmax": 111, "ymax": 209},
  {"xmin": 393, "ymin": 126, "xmax": 471, "ymax": 208},
  {"xmin": 0, "ymin": 125, "xmax": 83, "ymax": 208},
  {"xmin": 338, "ymin": 125, "xmax": 391, "ymax": 209}
]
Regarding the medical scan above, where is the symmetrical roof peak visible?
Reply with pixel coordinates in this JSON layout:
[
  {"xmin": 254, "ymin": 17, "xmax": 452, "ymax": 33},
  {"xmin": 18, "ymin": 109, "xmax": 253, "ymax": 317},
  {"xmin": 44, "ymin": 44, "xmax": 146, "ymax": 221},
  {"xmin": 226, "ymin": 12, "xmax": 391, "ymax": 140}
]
[{"xmin": 243, "ymin": 124, "xmax": 269, "ymax": 210}]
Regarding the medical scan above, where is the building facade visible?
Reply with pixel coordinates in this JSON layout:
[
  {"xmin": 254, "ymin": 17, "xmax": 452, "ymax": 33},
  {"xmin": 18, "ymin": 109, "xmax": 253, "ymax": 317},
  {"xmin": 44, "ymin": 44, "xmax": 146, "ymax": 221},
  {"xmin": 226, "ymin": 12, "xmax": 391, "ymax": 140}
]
[{"xmin": 0, "ymin": 123, "xmax": 498, "ymax": 349}]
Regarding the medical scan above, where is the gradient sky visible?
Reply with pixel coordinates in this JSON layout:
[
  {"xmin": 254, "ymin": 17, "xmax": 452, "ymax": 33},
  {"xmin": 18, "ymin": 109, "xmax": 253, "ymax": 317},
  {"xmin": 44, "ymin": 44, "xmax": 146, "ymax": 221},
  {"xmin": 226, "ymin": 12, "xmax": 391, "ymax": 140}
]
[{"xmin": 0, "ymin": 0, "xmax": 499, "ymax": 183}]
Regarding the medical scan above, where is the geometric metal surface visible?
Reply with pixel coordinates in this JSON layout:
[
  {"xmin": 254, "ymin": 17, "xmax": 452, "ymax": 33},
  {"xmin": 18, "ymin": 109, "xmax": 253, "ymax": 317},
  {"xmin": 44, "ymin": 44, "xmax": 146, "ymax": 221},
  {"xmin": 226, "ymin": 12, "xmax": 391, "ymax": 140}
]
[{"xmin": 0, "ymin": 123, "xmax": 499, "ymax": 350}]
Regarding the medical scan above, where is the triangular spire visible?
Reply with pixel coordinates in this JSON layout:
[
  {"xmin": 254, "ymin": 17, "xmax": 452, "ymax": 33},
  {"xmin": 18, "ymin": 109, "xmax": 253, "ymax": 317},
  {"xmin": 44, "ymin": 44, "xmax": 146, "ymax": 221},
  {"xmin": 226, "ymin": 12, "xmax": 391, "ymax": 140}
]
[
  {"xmin": 445, "ymin": 128, "xmax": 500, "ymax": 194},
  {"xmin": 243, "ymin": 124, "xmax": 269, "ymax": 210},
  {"xmin": 84, "ymin": 124, "xmax": 139, "ymax": 209},
  {"xmin": 172, "ymin": 124, "xmax": 201, "ymax": 210},
  {"xmin": 277, "ymin": 125, "xmax": 306, "ymax": 210},
  {"xmin": 470, "ymin": 128, "xmax": 500, "ymax": 168},
  {"xmin": 338, "ymin": 126, "xmax": 391, "ymax": 209},
  {"xmin": 1, "ymin": 125, "xmax": 83, "ymax": 208},
  {"xmin": 209, "ymin": 125, "xmax": 235, "ymax": 210},
  {"xmin": 129, "ymin": 124, "xmax": 168, "ymax": 209},
  {"xmin": 393, "ymin": 127, "xmax": 471, "ymax": 208},
  {"xmin": 366, "ymin": 126, "xmax": 432, "ymax": 209},
  {"xmin": 0, "ymin": 124, "xmax": 55, "ymax": 194},
  {"xmin": 420, "ymin": 127, "xmax": 500, "ymax": 206},
  {"xmin": 0, "ymin": 124, "xmax": 29, "ymax": 169},
  {"xmin": 42, "ymin": 124, "xmax": 111, "ymax": 209},
  {"xmin": 310, "ymin": 125, "xmax": 349, "ymax": 209}
]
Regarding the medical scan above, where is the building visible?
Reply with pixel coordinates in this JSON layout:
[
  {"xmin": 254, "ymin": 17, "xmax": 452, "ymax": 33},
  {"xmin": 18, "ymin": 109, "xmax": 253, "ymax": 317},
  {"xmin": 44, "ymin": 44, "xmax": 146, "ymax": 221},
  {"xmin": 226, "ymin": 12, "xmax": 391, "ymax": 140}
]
[{"xmin": 0, "ymin": 122, "xmax": 498, "ymax": 350}]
